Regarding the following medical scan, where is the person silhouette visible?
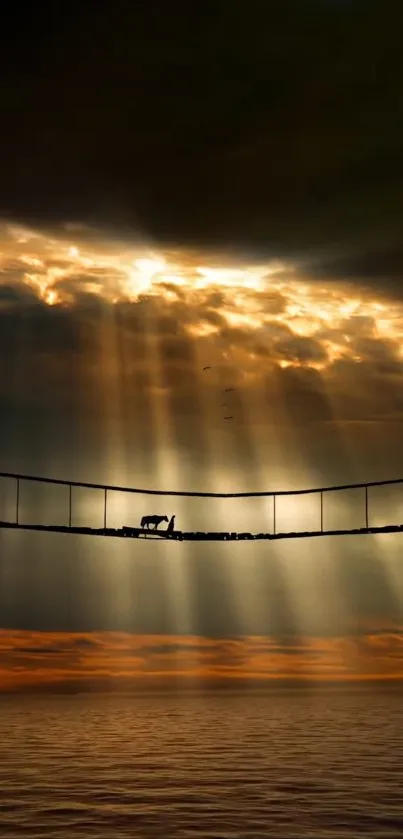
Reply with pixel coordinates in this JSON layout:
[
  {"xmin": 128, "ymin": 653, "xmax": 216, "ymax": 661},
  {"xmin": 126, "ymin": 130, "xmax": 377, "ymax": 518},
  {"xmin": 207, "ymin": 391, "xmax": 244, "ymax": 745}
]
[{"xmin": 167, "ymin": 515, "xmax": 176, "ymax": 535}]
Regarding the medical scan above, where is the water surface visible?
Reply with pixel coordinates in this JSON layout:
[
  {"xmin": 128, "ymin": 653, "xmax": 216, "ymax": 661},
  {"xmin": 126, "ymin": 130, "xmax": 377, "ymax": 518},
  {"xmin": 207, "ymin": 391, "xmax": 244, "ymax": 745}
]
[{"xmin": 0, "ymin": 691, "xmax": 402, "ymax": 837}]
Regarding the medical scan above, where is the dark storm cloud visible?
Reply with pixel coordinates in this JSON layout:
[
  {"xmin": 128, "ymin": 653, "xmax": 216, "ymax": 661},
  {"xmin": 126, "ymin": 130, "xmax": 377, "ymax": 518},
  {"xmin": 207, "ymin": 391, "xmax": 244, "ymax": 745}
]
[{"xmin": 1, "ymin": 0, "xmax": 403, "ymax": 278}]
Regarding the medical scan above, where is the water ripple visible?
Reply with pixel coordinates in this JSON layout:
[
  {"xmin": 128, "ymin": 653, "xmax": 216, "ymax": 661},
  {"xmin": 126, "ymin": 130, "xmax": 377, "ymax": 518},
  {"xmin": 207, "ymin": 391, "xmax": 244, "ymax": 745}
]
[{"xmin": 0, "ymin": 692, "xmax": 402, "ymax": 837}]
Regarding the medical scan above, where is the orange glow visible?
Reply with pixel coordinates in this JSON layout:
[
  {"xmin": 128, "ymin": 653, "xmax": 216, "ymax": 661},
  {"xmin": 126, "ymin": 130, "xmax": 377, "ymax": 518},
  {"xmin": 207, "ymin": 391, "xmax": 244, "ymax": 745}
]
[{"xmin": 1, "ymin": 630, "xmax": 403, "ymax": 691}]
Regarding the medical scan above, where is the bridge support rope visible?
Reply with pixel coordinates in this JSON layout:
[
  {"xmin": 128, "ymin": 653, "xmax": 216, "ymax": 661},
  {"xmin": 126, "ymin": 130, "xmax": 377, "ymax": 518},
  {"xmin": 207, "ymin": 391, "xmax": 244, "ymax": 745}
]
[{"xmin": 0, "ymin": 469, "xmax": 402, "ymax": 541}]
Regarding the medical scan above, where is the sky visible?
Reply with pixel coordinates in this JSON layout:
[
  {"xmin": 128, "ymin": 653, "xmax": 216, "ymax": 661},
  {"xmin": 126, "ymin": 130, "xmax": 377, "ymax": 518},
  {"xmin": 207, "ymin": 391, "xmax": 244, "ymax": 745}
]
[{"xmin": 1, "ymin": 0, "xmax": 403, "ymax": 692}]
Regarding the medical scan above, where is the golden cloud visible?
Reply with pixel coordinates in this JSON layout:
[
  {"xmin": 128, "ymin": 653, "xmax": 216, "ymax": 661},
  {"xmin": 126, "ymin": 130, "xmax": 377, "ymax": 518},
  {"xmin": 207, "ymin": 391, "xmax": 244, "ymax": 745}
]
[{"xmin": 1, "ymin": 220, "xmax": 403, "ymax": 380}]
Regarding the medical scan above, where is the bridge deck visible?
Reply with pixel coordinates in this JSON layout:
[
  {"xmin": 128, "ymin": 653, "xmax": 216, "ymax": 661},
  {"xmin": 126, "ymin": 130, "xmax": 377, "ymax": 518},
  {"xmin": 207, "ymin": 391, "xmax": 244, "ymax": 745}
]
[{"xmin": 1, "ymin": 520, "xmax": 403, "ymax": 541}]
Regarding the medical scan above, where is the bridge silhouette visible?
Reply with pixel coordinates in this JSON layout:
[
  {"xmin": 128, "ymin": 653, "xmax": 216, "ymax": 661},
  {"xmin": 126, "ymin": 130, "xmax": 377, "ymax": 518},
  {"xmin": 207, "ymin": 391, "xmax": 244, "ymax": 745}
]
[{"xmin": 1, "ymin": 470, "xmax": 403, "ymax": 542}]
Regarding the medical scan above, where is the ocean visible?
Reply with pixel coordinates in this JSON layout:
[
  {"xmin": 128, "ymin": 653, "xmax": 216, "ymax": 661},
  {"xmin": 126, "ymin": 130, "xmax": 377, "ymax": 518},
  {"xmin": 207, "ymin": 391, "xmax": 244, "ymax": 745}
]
[{"xmin": 0, "ymin": 690, "xmax": 402, "ymax": 838}]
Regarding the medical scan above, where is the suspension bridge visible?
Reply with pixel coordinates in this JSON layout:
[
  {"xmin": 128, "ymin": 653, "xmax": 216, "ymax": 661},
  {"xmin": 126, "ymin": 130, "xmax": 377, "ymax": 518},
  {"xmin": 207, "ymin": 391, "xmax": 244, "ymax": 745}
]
[{"xmin": 0, "ymin": 470, "xmax": 403, "ymax": 542}]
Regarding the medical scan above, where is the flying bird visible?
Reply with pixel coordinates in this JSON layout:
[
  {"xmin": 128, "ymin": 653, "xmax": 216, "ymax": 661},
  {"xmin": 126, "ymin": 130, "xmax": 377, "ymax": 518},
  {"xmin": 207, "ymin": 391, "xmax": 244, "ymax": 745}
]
[
  {"xmin": 224, "ymin": 416, "xmax": 234, "ymax": 421},
  {"xmin": 224, "ymin": 387, "xmax": 235, "ymax": 393},
  {"xmin": 203, "ymin": 366, "xmax": 212, "ymax": 372}
]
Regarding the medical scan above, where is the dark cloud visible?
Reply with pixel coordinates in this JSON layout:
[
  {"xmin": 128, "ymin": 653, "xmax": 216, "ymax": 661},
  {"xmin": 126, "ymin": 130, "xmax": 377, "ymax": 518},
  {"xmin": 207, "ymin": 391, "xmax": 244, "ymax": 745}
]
[
  {"xmin": 304, "ymin": 246, "xmax": 403, "ymax": 298},
  {"xmin": 274, "ymin": 336, "xmax": 328, "ymax": 365},
  {"xmin": 1, "ymin": 0, "xmax": 403, "ymax": 276},
  {"xmin": 0, "ymin": 280, "xmax": 38, "ymax": 306}
]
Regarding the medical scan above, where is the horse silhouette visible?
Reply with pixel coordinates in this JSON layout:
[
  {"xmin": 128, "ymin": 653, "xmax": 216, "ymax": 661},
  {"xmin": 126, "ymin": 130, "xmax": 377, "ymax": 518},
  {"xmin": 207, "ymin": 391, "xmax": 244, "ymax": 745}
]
[{"xmin": 140, "ymin": 514, "xmax": 169, "ymax": 530}]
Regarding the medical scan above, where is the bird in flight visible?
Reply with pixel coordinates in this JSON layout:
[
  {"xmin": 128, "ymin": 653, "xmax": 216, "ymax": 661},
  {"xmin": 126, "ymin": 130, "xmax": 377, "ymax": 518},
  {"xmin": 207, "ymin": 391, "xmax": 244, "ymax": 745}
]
[
  {"xmin": 203, "ymin": 366, "xmax": 212, "ymax": 372},
  {"xmin": 224, "ymin": 387, "xmax": 235, "ymax": 392},
  {"xmin": 224, "ymin": 416, "xmax": 234, "ymax": 421}
]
